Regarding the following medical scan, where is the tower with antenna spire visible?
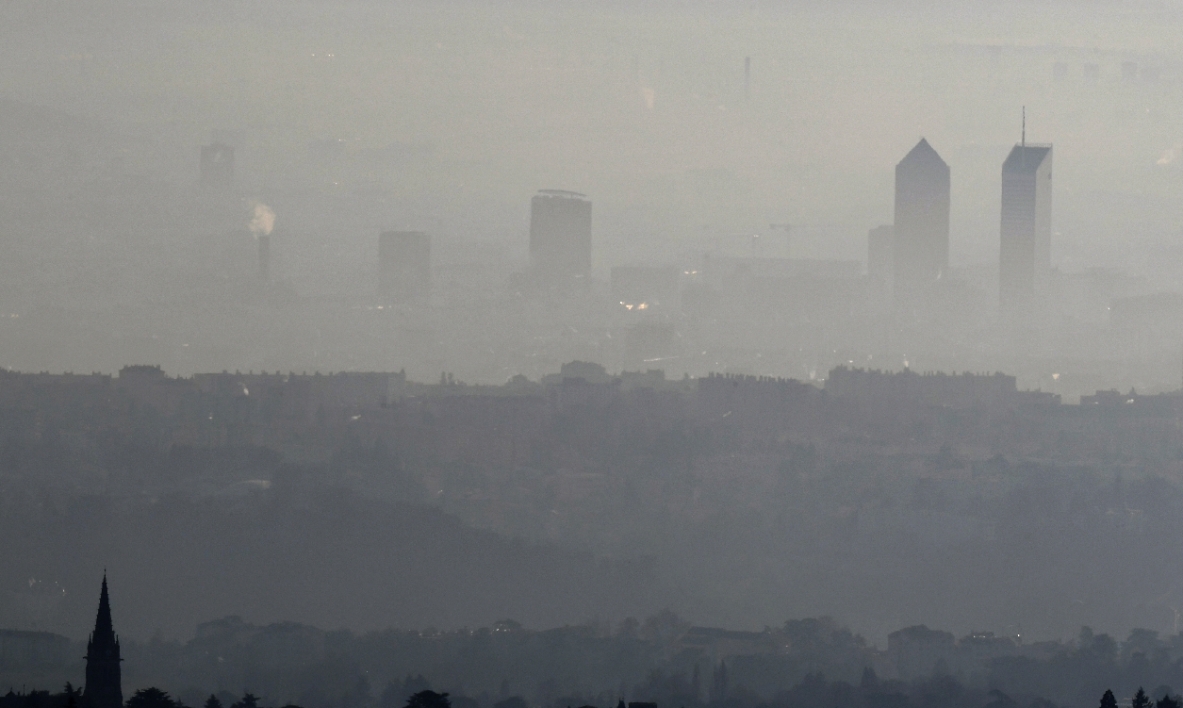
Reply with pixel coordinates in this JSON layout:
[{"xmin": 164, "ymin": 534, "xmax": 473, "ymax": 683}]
[
  {"xmin": 1000, "ymin": 109, "xmax": 1053, "ymax": 318},
  {"xmin": 83, "ymin": 575, "xmax": 122, "ymax": 708}
]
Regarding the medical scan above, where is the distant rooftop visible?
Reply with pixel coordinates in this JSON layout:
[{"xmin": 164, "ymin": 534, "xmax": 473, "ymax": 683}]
[
  {"xmin": 899, "ymin": 137, "xmax": 948, "ymax": 168},
  {"xmin": 1003, "ymin": 144, "xmax": 1052, "ymax": 174},
  {"xmin": 536, "ymin": 189, "xmax": 587, "ymax": 199}
]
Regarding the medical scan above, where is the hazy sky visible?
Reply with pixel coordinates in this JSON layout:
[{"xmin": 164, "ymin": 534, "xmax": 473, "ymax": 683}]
[{"xmin": 5, "ymin": 0, "xmax": 1183, "ymax": 274}]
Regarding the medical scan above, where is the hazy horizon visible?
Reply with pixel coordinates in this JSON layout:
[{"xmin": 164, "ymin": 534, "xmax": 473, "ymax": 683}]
[{"xmin": 8, "ymin": 2, "xmax": 1183, "ymax": 695}]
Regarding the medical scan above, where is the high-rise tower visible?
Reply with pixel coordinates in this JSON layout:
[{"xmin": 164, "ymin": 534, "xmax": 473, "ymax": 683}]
[
  {"xmin": 999, "ymin": 132, "xmax": 1052, "ymax": 317},
  {"xmin": 529, "ymin": 190, "xmax": 592, "ymax": 287},
  {"xmin": 83, "ymin": 576, "xmax": 122, "ymax": 708},
  {"xmin": 892, "ymin": 139, "xmax": 950, "ymax": 309}
]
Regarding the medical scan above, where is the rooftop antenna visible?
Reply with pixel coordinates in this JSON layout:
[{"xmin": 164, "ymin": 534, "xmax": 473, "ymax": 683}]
[{"xmin": 1021, "ymin": 106, "xmax": 1026, "ymax": 147}]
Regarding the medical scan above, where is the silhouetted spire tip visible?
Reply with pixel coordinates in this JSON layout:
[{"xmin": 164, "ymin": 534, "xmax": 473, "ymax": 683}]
[{"xmin": 91, "ymin": 574, "xmax": 114, "ymax": 640}]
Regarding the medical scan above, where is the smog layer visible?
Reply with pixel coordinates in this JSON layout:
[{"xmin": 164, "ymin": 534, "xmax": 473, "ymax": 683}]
[{"xmin": 6, "ymin": 3, "xmax": 1183, "ymax": 708}]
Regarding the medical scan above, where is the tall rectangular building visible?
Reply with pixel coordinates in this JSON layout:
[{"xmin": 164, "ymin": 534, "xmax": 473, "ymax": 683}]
[
  {"xmin": 893, "ymin": 139, "xmax": 950, "ymax": 308},
  {"xmin": 529, "ymin": 190, "xmax": 592, "ymax": 282},
  {"xmin": 999, "ymin": 144, "xmax": 1052, "ymax": 316},
  {"xmin": 378, "ymin": 231, "xmax": 431, "ymax": 301}
]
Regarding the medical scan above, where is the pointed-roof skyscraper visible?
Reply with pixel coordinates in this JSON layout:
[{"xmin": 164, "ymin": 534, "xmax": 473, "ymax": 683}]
[
  {"xmin": 83, "ymin": 575, "xmax": 122, "ymax": 708},
  {"xmin": 892, "ymin": 138, "xmax": 950, "ymax": 311}
]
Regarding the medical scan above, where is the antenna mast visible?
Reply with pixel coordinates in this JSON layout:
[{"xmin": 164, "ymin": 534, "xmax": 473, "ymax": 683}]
[{"xmin": 1021, "ymin": 106, "xmax": 1026, "ymax": 147}]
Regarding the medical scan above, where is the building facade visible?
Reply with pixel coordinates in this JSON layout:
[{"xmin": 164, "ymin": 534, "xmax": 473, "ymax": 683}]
[
  {"xmin": 529, "ymin": 190, "xmax": 592, "ymax": 285},
  {"xmin": 892, "ymin": 139, "xmax": 950, "ymax": 310},
  {"xmin": 999, "ymin": 144, "xmax": 1053, "ymax": 316}
]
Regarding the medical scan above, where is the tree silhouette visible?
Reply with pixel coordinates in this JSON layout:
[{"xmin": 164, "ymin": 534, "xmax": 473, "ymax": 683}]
[
  {"xmin": 203, "ymin": 697, "xmax": 222, "ymax": 708},
  {"xmin": 1135, "ymin": 689, "xmax": 1152, "ymax": 708},
  {"xmin": 1157, "ymin": 695, "xmax": 1181, "ymax": 708},
  {"xmin": 860, "ymin": 667, "xmax": 878, "ymax": 689},
  {"xmin": 1101, "ymin": 690, "xmax": 1119, "ymax": 708},
  {"xmin": 230, "ymin": 694, "xmax": 259, "ymax": 708},
  {"xmin": 405, "ymin": 692, "xmax": 449, "ymax": 708},
  {"xmin": 126, "ymin": 688, "xmax": 177, "ymax": 708}
]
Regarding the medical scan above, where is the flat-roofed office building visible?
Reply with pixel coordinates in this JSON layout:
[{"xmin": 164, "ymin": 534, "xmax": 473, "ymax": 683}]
[{"xmin": 530, "ymin": 190, "xmax": 592, "ymax": 284}]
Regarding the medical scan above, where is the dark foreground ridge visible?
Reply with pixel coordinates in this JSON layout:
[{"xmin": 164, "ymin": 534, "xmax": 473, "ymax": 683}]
[{"xmin": 3, "ymin": 668, "xmax": 1182, "ymax": 708}]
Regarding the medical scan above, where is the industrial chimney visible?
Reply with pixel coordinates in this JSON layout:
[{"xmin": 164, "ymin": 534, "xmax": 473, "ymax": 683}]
[{"xmin": 257, "ymin": 234, "xmax": 270, "ymax": 283}]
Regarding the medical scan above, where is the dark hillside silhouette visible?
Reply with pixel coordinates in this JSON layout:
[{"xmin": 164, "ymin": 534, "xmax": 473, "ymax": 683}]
[
  {"xmin": 0, "ymin": 482, "xmax": 658, "ymax": 638},
  {"xmin": 10, "ymin": 365, "xmax": 1183, "ymax": 640}
]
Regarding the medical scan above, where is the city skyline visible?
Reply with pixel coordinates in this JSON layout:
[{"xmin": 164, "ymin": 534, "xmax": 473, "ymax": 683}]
[{"xmin": 6, "ymin": 7, "xmax": 1183, "ymax": 708}]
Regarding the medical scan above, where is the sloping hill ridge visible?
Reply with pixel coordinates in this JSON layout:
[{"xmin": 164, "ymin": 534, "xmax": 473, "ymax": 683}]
[{"xmin": 0, "ymin": 486, "xmax": 662, "ymax": 638}]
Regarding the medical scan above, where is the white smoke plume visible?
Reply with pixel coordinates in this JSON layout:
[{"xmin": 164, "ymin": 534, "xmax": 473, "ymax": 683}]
[
  {"xmin": 641, "ymin": 86, "xmax": 655, "ymax": 111},
  {"xmin": 1157, "ymin": 144, "xmax": 1182, "ymax": 166},
  {"xmin": 249, "ymin": 202, "xmax": 276, "ymax": 236}
]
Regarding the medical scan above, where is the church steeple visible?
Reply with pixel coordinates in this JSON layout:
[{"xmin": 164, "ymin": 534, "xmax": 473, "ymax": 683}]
[
  {"xmin": 93, "ymin": 576, "xmax": 113, "ymax": 639},
  {"xmin": 83, "ymin": 574, "xmax": 122, "ymax": 708}
]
